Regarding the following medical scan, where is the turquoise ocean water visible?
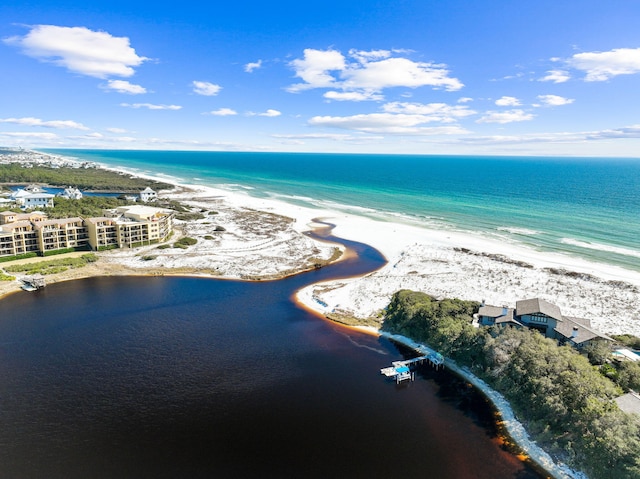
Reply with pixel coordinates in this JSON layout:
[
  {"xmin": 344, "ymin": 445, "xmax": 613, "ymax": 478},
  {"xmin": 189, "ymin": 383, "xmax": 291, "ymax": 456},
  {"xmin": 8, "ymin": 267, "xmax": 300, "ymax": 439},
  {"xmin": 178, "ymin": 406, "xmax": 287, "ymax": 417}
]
[{"xmin": 43, "ymin": 149, "xmax": 640, "ymax": 273}]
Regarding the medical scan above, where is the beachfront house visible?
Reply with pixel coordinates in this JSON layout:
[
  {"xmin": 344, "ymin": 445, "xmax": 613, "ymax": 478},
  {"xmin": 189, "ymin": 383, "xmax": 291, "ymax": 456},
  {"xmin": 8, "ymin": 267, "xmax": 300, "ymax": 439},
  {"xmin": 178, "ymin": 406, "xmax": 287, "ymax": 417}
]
[
  {"xmin": 139, "ymin": 187, "xmax": 158, "ymax": 202},
  {"xmin": 477, "ymin": 297, "xmax": 612, "ymax": 349}
]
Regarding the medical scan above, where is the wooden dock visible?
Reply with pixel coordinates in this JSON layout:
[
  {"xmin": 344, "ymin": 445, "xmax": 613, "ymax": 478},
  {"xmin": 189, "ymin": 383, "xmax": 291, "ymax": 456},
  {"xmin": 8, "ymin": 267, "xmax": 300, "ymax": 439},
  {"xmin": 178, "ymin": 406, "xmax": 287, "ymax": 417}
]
[{"xmin": 380, "ymin": 351, "xmax": 444, "ymax": 383}]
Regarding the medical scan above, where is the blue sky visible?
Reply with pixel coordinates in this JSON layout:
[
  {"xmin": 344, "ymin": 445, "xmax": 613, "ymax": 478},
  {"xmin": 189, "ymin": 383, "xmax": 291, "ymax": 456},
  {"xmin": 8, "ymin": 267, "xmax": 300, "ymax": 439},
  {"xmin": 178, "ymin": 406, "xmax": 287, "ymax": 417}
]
[{"xmin": 1, "ymin": 0, "xmax": 640, "ymax": 156}]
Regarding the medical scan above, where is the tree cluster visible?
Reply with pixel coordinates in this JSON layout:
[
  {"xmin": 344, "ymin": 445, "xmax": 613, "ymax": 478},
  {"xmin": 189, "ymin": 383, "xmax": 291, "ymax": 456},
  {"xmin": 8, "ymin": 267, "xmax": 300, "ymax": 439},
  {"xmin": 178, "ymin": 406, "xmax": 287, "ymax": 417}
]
[
  {"xmin": 43, "ymin": 196, "xmax": 132, "ymax": 218},
  {"xmin": 0, "ymin": 164, "xmax": 171, "ymax": 191},
  {"xmin": 382, "ymin": 290, "xmax": 640, "ymax": 479}
]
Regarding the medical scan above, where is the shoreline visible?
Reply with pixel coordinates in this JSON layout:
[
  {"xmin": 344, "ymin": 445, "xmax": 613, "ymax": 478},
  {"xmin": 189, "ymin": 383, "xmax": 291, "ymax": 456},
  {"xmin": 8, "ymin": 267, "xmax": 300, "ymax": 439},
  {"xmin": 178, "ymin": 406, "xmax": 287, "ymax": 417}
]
[
  {"xmin": 3, "ymin": 150, "xmax": 639, "ymax": 478},
  {"xmin": 3, "ymin": 152, "xmax": 639, "ymax": 336}
]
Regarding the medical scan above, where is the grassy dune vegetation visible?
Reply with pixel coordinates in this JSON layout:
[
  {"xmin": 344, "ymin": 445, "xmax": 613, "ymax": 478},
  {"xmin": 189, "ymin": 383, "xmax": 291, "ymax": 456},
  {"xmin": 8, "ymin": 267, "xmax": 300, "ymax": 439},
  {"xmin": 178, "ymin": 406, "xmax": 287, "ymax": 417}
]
[{"xmin": 4, "ymin": 253, "xmax": 98, "ymax": 275}]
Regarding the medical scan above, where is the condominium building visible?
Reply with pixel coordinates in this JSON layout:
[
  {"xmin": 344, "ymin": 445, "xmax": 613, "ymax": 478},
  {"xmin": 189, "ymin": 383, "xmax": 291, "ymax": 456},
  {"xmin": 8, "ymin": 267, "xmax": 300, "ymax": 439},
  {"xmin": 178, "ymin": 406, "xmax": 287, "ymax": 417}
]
[{"xmin": 0, "ymin": 205, "xmax": 173, "ymax": 257}]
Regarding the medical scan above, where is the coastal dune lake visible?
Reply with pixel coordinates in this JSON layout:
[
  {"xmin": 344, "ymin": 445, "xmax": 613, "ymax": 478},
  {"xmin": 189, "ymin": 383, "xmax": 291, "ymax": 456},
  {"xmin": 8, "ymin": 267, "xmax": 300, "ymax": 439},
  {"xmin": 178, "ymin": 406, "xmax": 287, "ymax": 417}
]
[{"xmin": 0, "ymin": 236, "xmax": 544, "ymax": 478}]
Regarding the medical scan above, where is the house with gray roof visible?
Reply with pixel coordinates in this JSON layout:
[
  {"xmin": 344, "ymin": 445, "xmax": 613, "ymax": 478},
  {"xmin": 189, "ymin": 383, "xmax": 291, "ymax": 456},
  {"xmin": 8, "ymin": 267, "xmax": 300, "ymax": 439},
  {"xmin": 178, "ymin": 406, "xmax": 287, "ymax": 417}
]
[
  {"xmin": 477, "ymin": 305, "xmax": 521, "ymax": 328},
  {"xmin": 477, "ymin": 297, "xmax": 612, "ymax": 349},
  {"xmin": 515, "ymin": 298, "xmax": 564, "ymax": 337}
]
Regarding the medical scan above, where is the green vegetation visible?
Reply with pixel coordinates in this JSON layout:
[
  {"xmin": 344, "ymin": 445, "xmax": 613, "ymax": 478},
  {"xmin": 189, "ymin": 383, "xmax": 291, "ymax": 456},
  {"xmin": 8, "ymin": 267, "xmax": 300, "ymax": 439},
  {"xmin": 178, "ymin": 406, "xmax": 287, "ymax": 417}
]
[
  {"xmin": 4, "ymin": 253, "xmax": 98, "ymax": 275},
  {"xmin": 613, "ymin": 334, "xmax": 640, "ymax": 350},
  {"xmin": 154, "ymin": 199, "xmax": 205, "ymax": 221},
  {"xmin": 0, "ymin": 272, "xmax": 16, "ymax": 281},
  {"xmin": 0, "ymin": 252, "xmax": 39, "ymax": 263},
  {"xmin": 0, "ymin": 164, "xmax": 171, "ymax": 191},
  {"xmin": 44, "ymin": 196, "xmax": 132, "ymax": 218},
  {"xmin": 173, "ymin": 237, "xmax": 197, "ymax": 249},
  {"xmin": 383, "ymin": 290, "xmax": 640, "ymax": 479},
  {"xmin": 43, "ymin": 245, "xmax": 92, "ymax": 256}
]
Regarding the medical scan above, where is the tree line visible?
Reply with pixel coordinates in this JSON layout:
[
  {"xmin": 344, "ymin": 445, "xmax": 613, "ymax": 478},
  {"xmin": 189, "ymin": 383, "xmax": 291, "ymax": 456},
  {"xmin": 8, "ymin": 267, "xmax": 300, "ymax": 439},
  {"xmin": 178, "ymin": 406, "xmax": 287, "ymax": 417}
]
[
  {"xmin": 0, "ymin": 164, "xmax": 171, "ymax": 191},
  {"xmin": 382, "ymin": 290, "xmax": 640, "ymax": 479}
]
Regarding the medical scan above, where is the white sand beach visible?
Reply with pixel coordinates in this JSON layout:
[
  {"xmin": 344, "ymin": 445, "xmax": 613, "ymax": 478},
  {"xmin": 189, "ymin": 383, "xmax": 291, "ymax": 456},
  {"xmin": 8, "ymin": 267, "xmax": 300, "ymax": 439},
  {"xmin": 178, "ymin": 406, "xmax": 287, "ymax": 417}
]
[
  {"xmin": 4, "ymin": 154, "xmax": 638, "ymax": 479},
  {"xmin": 3, "ymin": 154, "xmax": 638, "ymax": 338},
  {"xmin": 99, "ymin": 176, "xmax": 640, "ymax": 337}
]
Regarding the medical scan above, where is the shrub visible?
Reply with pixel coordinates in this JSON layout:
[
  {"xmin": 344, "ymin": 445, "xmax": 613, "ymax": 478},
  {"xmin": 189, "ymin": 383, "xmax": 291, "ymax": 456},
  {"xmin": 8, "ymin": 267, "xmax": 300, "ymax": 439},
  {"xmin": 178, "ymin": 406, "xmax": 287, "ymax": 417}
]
[{"xmin": 175, "ymin": 237, "xmax": 197, "ymax": 247}]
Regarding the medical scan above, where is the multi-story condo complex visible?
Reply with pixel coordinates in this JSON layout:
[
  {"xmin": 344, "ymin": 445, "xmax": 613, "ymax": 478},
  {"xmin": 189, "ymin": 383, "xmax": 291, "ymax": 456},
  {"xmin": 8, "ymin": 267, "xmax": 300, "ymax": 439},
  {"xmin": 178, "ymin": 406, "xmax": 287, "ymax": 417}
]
[{"xmin": 0, "ymin": 205, "xmax": 173, "ymax": 257}]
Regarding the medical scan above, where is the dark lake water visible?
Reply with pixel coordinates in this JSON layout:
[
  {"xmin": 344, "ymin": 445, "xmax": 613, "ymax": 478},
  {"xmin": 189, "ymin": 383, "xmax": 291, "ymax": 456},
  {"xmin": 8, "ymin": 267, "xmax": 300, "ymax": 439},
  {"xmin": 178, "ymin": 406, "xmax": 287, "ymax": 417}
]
[{"xmin": 0, "ymin": 233, "xmax": 545, "ymax": 478}]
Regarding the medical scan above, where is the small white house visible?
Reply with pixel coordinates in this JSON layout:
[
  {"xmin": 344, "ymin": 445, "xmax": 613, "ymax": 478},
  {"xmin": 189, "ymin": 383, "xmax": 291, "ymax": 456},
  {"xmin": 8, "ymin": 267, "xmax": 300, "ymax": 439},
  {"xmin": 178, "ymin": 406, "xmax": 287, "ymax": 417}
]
[
  {"xmin": 22, "ymin": 193, "xmax": 55, "ymax": 209},
  {"xmin": 139, "ymin": 187, "xmax": 158, "ymax": 202},
  {"xmin": 58, "ymin": 187, "xmax": 83, "ymax": 200}
]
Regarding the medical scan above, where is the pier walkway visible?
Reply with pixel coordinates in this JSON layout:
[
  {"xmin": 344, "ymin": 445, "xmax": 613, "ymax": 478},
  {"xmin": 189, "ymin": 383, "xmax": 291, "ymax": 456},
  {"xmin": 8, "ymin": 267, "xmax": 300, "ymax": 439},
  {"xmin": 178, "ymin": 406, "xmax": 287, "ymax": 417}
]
[{"xmin": 380, "ymin": 349, "xmax": 444, "ymax": 383}]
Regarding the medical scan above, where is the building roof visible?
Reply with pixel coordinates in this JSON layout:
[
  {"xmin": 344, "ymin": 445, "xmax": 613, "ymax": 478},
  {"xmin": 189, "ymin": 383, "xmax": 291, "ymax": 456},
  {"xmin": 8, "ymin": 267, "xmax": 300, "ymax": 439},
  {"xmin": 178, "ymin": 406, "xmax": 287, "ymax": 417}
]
[
  {"xmin": 35, "ymin": 217, "xmax": 84, "ymax": 228},
  {"xmin": 478, "ymin": 305, "xmax": 522, "ymax": 326},
  {"xmin": 1, "ymin": 220, "xmax": 34, "ymax": 232},
  {"xmin": 84, "ymin": 216, "xmax": 116, "ymax": 225},
  {"xmin": 23, "ymin": 193, "xmax": 55, "ymax": 199},
  {"xmin": 554, "ymin": 316, "xmax": 612, "ymax": 345},
  {"xmin": 115, "ymin": 205, "xmax": 171, "ymax": 219},
  {"xmin": 516, "ymin": 298, "xmax": 563, "ymax": 322}
]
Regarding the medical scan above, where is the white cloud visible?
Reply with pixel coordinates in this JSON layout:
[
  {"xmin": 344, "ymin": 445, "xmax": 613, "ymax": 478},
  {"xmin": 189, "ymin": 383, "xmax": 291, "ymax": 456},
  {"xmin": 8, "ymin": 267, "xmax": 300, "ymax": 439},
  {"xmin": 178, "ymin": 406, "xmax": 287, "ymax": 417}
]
[
  {"xmin": 585, "ymin": 124, "xmax": 640, "ymax": 140},
  {"xmin": 0, "ymin": 117, "xmax": 89, "ymax": 130},
  {"xmin": 1, "ymin": 131, "xmax": 59, "ymax": 140},
  {"xmin": 347, "ymin": 49, "xmax": 392, "ymax": 63},
  {"xmin": 382, "ymin": 102, "xmax": 476, "ymax": 122},
  {"xmin": 120, "ymin": 103, "xmax": 182, "ymax": 110},
  {"xmin": 106, "ymin": 127, "xmax": 128, "ymax": 133},
  {"xmin": 568, "ymin": 47, "xmax": 640, "ymax": 81},
  {"xmin": 103, "ymin": 79, "xmax": 147, "ymax": 94},
  {"xmin": 288, "ymin": 49, "xmax": 346, "ymax": 91},
  {"xmin": 4, "ymin": 25, "xmax": 148, "ymax": 78},
  {"xmin": 540, "ymin": 69, "xmax": 571, "ymax": 83},
  {"xmin": 458, "ymin": 124, "xmax": 640, "ymax": 145},
  {"xmin": 245, "ymin": 109, "xmax": 281, "ymax": 117},
  {"xmin": 323, "ymin": 91, "xmax": 383, "ymax": 101},
  {"xmin": 495, "ymin": 96, "xmax": 521, "ymax": 106},
  {"xmin": 287, "ymin": 48, "xmax": 463, "ymax": 99},
  {"xmin": 477, "ymin": 109, "xmax": 534, "ymax": 124},
  {"xmin": 342, "ymin": 57, "xmax": 463, "ymax": 92},
  {"xmin": 537, "ymin": 94, "xmax": 574, "ymax": 106},
  {"xmin": 272, "ymin": 132, "xmax": 383, "ymax": 142},
  {"xmin": 244, "ymin": 60, "xmax": 263, "ymax": 73},
  {"xmin": 308, "ymin": 113, "xmax": 468, "ymax": 135},
  {"xmin": 258, "ymin": 109, "xmax": 281, "ymax": 117},
  {"xmin": 458, "ymin": 97, "xmax": 474, "ymax": 103},
  {"xmin": 192, "ymin": 81, "xmax": 222, "ymax": 96},
  {"xmin": 208, "ymin": 108, "xmax": 238, "ymax": 116}
]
